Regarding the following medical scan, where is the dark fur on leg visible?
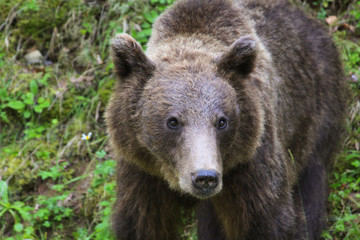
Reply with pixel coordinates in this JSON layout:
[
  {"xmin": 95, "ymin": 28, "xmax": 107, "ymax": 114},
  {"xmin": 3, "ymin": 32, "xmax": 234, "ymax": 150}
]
[
  {"xmin": 112, "ymin": 160, "xmax": 194, "ymax": 240},
  {"xmin": 210, "ymin": 143, "xmax": 296, "ymax": 240},
  {"xmin": 197, "ymin": 200, "xmax": 226, "ymax": 240},
  {"xmin": 294, "ymin": 163, "xmax": 327, "ymax": 240}
]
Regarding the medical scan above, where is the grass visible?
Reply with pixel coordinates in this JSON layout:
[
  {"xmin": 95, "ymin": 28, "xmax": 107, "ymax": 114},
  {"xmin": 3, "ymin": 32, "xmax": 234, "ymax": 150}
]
[{"xmin": 0, "ymin": 0, "xmax": 359, "ymax": 239}]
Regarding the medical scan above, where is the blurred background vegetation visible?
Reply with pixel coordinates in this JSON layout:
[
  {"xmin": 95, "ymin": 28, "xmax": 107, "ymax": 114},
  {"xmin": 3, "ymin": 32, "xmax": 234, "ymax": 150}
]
[{"xmin": 0, "ymin": 0, "xmax": 359, "ymax": 239}]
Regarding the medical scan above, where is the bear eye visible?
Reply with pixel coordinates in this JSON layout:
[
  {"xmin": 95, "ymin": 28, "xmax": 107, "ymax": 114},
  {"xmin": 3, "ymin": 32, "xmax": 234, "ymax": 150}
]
[
  {"xmin": 217, "ymin": 117, "xmax": 227, "ymax": 130},
  {"xmin": 167, "ymin": 117, "xmax": 180, "ymax": 129}
]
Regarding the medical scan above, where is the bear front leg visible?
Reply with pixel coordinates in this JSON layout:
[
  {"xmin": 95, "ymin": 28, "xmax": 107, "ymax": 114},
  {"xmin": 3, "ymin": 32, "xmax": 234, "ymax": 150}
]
[
  {"xmin": 112, "ymin": 160, "xmax": 184, "ymax": 240},
  {"xmin": 197, "ymin": 200, "xmax": 227, "ymax": 240},
  {"xmin": 211, "ymin": 188, "xmax": 296, "ymax": 240},
  {"xmin": 293, "ymin": 162, "xmax": 327, "ymax": 240},
  {"xmin": 209, "ymin": 162, "xmax": 297, "ymax": 240}
]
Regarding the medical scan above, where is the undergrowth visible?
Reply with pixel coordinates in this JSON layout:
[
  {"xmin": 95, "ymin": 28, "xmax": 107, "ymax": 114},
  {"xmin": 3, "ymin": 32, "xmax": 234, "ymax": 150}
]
[{"xmin": 0, "ymin": 0, "xmax": 359, "ymax": 239}]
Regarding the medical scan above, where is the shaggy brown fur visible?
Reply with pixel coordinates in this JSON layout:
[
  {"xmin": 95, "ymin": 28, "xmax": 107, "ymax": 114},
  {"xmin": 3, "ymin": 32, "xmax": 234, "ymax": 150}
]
[{"xmin": 105, "ymin": 0, "xmax": 347, "ymax": 239}]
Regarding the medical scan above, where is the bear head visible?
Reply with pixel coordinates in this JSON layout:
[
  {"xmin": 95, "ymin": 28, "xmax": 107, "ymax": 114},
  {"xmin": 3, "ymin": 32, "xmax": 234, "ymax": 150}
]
[{"xmin": 106, "ymin": 33, "xmax": 264, "ymax": 199}]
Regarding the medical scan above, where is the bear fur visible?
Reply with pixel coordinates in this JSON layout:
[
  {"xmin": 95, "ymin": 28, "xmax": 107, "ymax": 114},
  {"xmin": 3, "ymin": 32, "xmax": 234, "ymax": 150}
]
[{"xmin": 105, "ymin": 0, "xmax": 347, "ymax": 239}]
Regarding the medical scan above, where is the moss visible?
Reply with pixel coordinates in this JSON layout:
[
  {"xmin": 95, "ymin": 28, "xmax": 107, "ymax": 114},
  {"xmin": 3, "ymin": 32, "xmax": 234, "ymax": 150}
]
[
  {"xmin": 1, "ymin": 0, "xmax": 82, "ymax": 49},
  {"xmin": 3, "ymin": 157, "xmax": 32, "ymax": 189},
  {"xmin": 98, "ymin": 76, "xmax": 115, "ymax": 104}
]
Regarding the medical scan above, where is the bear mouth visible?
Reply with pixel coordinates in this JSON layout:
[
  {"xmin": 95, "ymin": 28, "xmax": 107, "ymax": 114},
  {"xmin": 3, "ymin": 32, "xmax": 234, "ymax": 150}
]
[
  {"xmin": 180, "ymin": 169, "xmax": 223, "ymax": 199},
  {"xmin": 191, "ymin": 187, "xmax": 222, "ymax": 199}
]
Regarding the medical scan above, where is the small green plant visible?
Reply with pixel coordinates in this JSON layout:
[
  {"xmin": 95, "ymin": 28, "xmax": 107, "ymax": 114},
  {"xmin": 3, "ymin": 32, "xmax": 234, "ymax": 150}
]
[
  {"xmin": 0, "ymin": 180, "xmax": 35, "ymax": 239},
  {"xmin": 325, "ymin": 16, "xmax": 360, "ymax": 237},
  {"xmin": 38, "ymin": 164, "xmax": 65, "ymax": 181},
  {"xmin": 34, "ymin": 194, "xmax": 74, "ymax": 229},
  {"xmin": 349, "ymin": 1, "xmax": 360, "ymax": 28},
  {"xmin": 0, "ymin": 71, "xmax": 52, "ymax": 141},
  {"xmin": 71, "ymin": 151, "xmax": 116, "ymax": 240},
  {"xmin": 129, "ymin": 0, "xmax": 175, "ymax": 47}
]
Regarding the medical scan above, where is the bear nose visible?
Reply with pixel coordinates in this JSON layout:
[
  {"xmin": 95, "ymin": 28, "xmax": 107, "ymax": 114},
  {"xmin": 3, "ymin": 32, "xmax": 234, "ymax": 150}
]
[{"xmin": 191, "ymin": 169, "xmax": 219, "ymax": 191}]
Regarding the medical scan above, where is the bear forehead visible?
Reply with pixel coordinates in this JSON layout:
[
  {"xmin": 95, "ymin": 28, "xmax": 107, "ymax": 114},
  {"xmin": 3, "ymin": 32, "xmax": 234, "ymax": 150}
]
[
  {"xmin": 140, "ymin": 73, "xmax": 238, "ymax": 122},
  {"xmin": 143, "ymin": 73, "xmax": 236, "ymax": 105}
]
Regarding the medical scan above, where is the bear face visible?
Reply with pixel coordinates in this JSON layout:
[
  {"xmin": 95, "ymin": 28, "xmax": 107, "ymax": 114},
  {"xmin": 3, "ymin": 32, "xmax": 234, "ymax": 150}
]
[
  {"xmin": 138, "ymin": 71, "xmax": 239, "ymax": 198},
  {"xmin": 108, "ymin": 33, "xmax": 264, "ymax": 199}
]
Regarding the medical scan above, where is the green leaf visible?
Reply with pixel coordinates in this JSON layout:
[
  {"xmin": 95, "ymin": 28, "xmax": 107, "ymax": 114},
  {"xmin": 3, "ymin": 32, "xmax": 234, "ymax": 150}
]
[
  {"xmin": 0, "ymin": 88, "xmax": 7, "ymax": 99},
  {"xmin": 95, "ymin": 150, "xmax": 107, "ymax": 159},
  {"xmin": 39, "ymin": 100, "xmax": 50, "ymax": 108},
  {"xmin": 23, "ymin": 111, "xmax": 31, "ymax": 119},
  {"xmin": 35, "ymin": 126, "xmax": 45, "ymax": 133},
  {"xmin": 143, "ymin": 13, "xmax": 153, "ymax": 23},
  {"xmin": 23, "ymin": 92, "xmax": 34, "ymax": 105},
  {"xmin": 30, "ymin": 80, "xmax": 38, "ymax": 95},
  {"xmin": 0, "ymin": 208, "xmax": 8, "ymax": 218},
  {"xmin": 8, "ymin": 100, "xmax": 25, "ymax": 110},
  {"xmin": 17, "ymin": 208, "xmax": 32, "ymax": 221},
  {"xmin": 0, "ymin": 180, "xmax": 9, "ymax": 203},
  {"xmin": 0, "ymin": 111, "xmax": 9, "ymax": 123},
  {"xmin": 351, "ymin": 160, "xmax": 360, "ymax": 168},
  {"xmin": 143, "ymin": 10, "xmax": 158, "ymax": 23},
  {"xmin": 12, "ymin": 201, "xmax": 25, "ymax": 208},
  {"xmin": 141, "ymin": 22, "xmax": 151, "ymax": 28},
  {"xmin": 43, "ymin": 221, "xmax": 51, "ymax": 227},
  {"xmin": 24, "ymin": 226, "xmax": 35, "ymax": 236},
  {"xmin": 23, "ymin": 98, "xmax": 34, "ymax": 105},
  {"xmin": 24, "ymin": 128, "xmax": 40, "ymax": 140},
  {"xmin": 142, "ymin": 28, "xmax": 152, "ymax": 36},
  {"xmin": 335, "ymin": 221, "xmax": 345, "ymax": 231},
  {"xmin": 320, "ymin": 230, "xmax": 332, "ymax": 239},
  {"xmin": 8, "ymin": 209, "xmax": 20, "ymax": 223},
  {"xmin": 345, "ymin": 152, "xmax": 360, "ymax": 161},
  {"xmin": 34, "ymin": 101, "xmax": 49, "ymax": 113},
  {"xmin": 52, "ymin": 184, "xmax": 65, "ymax": 192},
  {"xmin": 38, "ymin": 97, "xmax": 44, "ymax": 104},
  {"xmin": 39, "ymin": 73, "xmax": 51, "ymax": 86},
  {"xmin": 99, "ymin": 201, "xmax": 110, "ymax": 207},
  {"xmin": 34, "ymin": 105, "xmax": 42, "ymax": 113}
]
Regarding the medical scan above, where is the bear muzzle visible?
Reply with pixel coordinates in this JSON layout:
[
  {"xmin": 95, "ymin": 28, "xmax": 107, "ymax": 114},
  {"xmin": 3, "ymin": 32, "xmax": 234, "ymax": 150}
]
[
  {"xmin": 189, "ymin": 169, "xmax": 222, "ymax": 198},
  {"xmin": 191, "ymin": 169, "xmax": 219, "ymax": 191},
  {"xmin": 179, "ymin": 167, "xmax": 223, "ymax": 199},
  {"xmin": 177, "ymin": 128, "xmax": 223, "ymax": 198}
]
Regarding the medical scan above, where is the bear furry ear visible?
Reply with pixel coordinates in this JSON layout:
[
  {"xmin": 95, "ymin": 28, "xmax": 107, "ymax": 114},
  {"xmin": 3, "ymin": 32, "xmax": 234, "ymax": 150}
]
[
  {"xmin": 217, "ymin": 36, "xmax": 257, "ymax": 76},
  {"xmin": 111, "ymin": 33, "xmax": 155, "ymax": 80}
]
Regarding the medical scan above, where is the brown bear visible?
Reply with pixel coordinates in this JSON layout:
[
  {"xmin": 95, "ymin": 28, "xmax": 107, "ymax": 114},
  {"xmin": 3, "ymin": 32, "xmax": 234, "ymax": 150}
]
[{"xmin": 105, "ymin": 0, "xmax": 347, "ymax": 239}]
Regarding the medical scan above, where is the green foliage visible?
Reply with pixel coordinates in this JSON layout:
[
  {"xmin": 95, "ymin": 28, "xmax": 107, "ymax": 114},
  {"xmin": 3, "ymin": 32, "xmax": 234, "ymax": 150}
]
[
  {"xmin": 0, "ymin": 0, "xmax": 82, "ymax": 47},
  {"xmin": 0, "ymin": 71, "xmax": 52, "ymax": 142},
  {"xmin": 39, "ymin": 164, "xmax": 66, "ymax": 181},
  {"xmin": 325, "ymin": 148, "xmax": 360, "ymax": 239},
  {"xmin": 34, "ymin": 194, "xmax": 73, "ymax": 228},
  {"xmin": 323, "ymin": 5, "xmax": 360, "ymax": 236},
  {"xmin": 334, "ymin": 30, "xmax": 360, "ymax": 77},
  {"xmin": 0, "ymin": 181, "xmax": 35, "ymax": 239},
  {"xmin": 85, "ymin": 155, "xmax": 117, "ymax": 240},
  {"xmin": 350, "ymin": 2, "xmax": 360, "ymax": 28}
]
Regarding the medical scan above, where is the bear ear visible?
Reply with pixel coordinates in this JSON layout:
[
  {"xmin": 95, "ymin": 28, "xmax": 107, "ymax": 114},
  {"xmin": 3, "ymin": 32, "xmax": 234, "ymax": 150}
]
[
  {"xmin": 111, "ymin": 33, "xmax": 155, "ymax": 80},
  {"xmin": 217, "ymin": 35, "xmax": 257, "ymax": 76}
]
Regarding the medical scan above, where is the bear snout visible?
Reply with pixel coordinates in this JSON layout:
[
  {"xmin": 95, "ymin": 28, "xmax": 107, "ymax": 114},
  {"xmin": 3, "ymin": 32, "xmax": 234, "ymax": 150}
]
[{"xmin": 191, "ymin": 169, "xmax": 219, "ymax": 191}]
